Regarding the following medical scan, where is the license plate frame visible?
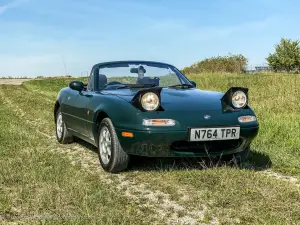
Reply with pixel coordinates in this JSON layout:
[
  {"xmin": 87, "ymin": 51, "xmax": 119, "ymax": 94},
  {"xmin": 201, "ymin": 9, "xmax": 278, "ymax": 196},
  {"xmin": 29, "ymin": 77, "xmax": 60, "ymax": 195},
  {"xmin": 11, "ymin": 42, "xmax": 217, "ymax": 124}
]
[{"xmin": 189, "ymin": 126, "xmax": 240, "ymax": 142}]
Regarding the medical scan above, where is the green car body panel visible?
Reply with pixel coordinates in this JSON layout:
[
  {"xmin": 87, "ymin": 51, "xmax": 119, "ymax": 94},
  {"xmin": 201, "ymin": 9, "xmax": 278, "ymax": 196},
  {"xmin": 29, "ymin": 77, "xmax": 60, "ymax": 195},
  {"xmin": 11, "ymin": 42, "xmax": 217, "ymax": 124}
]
[{"xmin": 54, "ymin": 61, "xmax": 259, "ymax": 157}]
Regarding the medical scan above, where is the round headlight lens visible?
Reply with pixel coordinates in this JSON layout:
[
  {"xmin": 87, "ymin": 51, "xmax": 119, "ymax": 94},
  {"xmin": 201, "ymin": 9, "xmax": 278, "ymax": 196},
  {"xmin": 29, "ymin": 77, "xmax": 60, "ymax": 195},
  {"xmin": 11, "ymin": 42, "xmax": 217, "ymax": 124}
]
[
  {"xmin": 141, "ymin": 92, "xmax": 160, "ymax": 111},
  {"xmin": 232, "ymin": 91, "xmax": 247, "ymax": 108}
]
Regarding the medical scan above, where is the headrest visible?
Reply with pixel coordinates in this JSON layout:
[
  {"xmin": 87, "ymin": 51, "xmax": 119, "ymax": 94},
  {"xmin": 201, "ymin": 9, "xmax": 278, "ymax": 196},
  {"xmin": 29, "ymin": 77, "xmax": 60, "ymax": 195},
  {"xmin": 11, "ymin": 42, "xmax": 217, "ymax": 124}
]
[
  {"xmin": 94, "ymin": 73, "xmax": 107, "ymax": 90},
  {"xmin": 98, "ymin": 74, "xmax": 107, "ymax": 86}
]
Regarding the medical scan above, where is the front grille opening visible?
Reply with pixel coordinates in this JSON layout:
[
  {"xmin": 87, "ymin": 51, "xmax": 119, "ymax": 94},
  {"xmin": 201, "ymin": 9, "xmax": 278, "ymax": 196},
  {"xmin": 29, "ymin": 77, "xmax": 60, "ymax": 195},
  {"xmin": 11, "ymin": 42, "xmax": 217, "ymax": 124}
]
[{"xmin": 170, "ymin": 139, "xmax": 241, "ymax": 153}]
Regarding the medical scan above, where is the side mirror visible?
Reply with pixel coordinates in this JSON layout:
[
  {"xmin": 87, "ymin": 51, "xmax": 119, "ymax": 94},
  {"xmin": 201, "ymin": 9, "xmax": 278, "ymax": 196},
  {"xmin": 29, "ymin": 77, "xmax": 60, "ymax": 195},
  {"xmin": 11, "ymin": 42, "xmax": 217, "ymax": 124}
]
[
  {"xmin": 190, "ymin": 81, "xmax": 197, "ymax": 87},
  {"xmin": 69, "ymin": 81, "xmax": 84, "ymax": 92}
]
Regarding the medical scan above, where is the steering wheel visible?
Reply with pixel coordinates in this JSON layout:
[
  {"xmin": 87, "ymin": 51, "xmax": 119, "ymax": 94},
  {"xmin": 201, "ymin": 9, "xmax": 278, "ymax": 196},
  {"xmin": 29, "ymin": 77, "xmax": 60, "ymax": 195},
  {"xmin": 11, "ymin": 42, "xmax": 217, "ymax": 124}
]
[{"xmin": 107, "ymin": 81, "xmax": 122, "ymax": 85}]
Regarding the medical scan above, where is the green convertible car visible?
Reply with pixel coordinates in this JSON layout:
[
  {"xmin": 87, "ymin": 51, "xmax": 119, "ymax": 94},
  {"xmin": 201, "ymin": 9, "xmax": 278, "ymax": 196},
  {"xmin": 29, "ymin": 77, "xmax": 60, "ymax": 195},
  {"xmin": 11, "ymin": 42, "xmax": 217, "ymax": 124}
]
[{"xmin": 54, "ymin": 61, "xmax": 259, "ymax": 173}]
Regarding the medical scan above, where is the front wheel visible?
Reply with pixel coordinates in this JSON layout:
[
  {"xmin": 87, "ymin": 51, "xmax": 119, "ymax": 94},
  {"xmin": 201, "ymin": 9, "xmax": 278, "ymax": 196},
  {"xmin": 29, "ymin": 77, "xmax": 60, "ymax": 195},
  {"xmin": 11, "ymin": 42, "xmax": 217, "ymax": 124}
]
[
  {"xmin": 98, "ymin": 118, "xmax": 129, "ymax": 173},
  {"xmin": 55, "ymin": 108, "xmax": 74, "ymax": 144},
  {"xmin": 221, "ymin": 146, "xmax": 250, "ymax": 164},
  {"xmin": 234, "ymin": 146, "xmax": 250, "ymax": 162}
]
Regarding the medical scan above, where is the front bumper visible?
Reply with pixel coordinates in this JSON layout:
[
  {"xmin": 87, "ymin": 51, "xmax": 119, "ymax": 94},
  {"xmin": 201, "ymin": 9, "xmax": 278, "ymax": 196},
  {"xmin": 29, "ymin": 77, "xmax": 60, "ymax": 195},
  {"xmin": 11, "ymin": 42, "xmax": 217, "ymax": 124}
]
[{"xmin": 115, "ymin": 126, "xmax": 259, "ymax": 157}]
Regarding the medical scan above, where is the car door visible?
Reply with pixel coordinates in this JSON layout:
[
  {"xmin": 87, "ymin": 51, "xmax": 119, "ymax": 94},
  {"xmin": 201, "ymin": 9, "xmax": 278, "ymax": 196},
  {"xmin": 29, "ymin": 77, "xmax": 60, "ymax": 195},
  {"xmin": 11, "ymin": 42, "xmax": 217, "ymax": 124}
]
[
  {"xmin": 63, "ymin": 89, "xmax": 90, "ymax": 137},
  {"xmin": 62, "ymin": 70, "xmax": 96, "ymax": 137}
]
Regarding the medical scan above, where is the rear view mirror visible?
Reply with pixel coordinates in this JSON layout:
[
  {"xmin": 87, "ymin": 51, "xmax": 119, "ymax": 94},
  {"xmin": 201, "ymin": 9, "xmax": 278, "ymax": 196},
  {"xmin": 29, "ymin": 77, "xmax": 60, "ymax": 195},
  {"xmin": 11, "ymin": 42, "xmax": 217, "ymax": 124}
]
[
  {"xmin": 130, "ymin": 66, "xmax": 146, "ymax": 74},
  {"xmin": 130, "ymin": 68, "xmax": 138, "ymax": 73},
  {"xmin": 69, "ymin": 81, "xmax": 84, "ymax": 92}
]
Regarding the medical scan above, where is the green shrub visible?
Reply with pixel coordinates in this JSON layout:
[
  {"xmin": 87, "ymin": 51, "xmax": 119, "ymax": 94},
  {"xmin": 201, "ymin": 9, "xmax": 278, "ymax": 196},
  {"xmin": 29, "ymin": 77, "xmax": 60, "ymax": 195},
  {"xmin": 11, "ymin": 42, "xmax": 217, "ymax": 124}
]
[
  {"xmin": 183, "ymin": 54, "xmax": 248, "ymax": 74},
  {"xmin": 266, "ymin": 38, "xmax": 300, "ymax": 73}
]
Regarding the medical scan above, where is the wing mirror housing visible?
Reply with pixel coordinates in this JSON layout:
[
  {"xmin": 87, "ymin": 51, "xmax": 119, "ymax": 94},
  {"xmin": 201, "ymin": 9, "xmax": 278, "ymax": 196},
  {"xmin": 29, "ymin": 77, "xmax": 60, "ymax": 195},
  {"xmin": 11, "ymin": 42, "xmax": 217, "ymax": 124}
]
[
  {"xmin": 190, "ymin": 81, "xmax": 196, "ymax": 87},
  {"xmin": 69, "ymin": 81, "xmax": 84, "ymax": 92}
]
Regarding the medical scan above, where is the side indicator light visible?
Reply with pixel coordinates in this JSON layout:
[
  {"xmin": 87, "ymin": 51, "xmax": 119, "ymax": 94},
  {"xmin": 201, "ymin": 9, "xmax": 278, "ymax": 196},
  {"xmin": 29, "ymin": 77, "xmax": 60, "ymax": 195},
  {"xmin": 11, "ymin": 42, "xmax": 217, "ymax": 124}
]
[{"xmin": 122, "ymin": 132, "xmax": 134, "ymax": 138}]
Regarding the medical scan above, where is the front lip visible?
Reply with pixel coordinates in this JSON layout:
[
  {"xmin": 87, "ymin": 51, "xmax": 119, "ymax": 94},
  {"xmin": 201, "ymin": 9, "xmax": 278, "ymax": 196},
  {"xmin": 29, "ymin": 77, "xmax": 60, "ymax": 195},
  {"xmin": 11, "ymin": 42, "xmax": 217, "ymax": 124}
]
[{"xmin": 115, "ymin": 125, "xmax": 259, "ymax": 157}]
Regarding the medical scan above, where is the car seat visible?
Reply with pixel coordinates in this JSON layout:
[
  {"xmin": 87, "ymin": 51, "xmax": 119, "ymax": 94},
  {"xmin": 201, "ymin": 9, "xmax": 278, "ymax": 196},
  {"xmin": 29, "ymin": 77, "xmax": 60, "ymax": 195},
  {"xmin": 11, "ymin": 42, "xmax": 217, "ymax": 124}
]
[{"xmin": 94, "ymin": 73, "xmax": 107, "ymax": 91}]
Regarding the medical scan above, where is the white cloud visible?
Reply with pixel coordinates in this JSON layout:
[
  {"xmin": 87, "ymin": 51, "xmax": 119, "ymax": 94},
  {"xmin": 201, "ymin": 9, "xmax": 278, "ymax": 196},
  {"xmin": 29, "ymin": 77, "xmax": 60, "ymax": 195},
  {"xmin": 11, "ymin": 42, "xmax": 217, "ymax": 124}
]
[
  {"xmin": 0, "ymin": 5, "xmax": 8, "ymax": 14},
  {"xmin": 0, "ymin": 0, "xmax": 27, "ymax": 15}
]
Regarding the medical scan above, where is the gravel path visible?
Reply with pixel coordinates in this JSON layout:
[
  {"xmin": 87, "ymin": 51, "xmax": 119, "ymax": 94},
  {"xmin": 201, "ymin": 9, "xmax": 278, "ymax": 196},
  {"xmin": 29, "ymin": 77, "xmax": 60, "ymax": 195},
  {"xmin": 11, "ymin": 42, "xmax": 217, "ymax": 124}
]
[{"xmin": 0, "ymin": 79, "xmax": 31, "ymax": 85}]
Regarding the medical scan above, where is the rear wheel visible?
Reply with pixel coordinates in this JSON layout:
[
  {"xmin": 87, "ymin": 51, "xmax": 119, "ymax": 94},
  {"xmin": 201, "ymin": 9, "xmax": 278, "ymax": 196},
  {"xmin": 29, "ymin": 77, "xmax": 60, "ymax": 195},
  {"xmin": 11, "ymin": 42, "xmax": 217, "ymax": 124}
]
[
  {"xmin": 55, "ymin": 108, "xmax": 74, "ymax": 144},
  {"xmin": 98, "ymin": 118, "xmax": 129, "ymax": 173}
]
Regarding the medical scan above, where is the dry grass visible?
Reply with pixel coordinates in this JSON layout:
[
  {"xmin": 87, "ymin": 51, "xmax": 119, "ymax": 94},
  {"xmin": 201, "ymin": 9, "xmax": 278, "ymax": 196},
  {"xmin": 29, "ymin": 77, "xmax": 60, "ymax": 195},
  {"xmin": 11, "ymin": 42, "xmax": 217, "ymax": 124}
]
[{"xmin": 0, "ymin": 73, "xmax": 299, "ymax": 224}]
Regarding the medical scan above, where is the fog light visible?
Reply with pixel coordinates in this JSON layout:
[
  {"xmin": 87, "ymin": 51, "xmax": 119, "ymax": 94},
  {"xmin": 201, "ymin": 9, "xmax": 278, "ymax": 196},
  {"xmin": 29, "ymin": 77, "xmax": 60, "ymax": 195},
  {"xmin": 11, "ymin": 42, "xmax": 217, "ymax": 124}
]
[
  {"xmin": 142, "ymin": 119, "xmax": 176, "ymax": 126},
  {"xmin": 238, "ymin": 116, "xmax": 257, "ymax": 123}
]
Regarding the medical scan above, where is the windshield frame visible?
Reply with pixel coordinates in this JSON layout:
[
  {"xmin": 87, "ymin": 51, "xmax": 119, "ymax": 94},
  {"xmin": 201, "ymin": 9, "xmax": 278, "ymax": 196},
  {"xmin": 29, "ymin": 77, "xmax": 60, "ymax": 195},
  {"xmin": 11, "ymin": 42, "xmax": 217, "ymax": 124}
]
[{"xmin": 90, "ymin": 61, "xmax": 192, "ymax": 90}]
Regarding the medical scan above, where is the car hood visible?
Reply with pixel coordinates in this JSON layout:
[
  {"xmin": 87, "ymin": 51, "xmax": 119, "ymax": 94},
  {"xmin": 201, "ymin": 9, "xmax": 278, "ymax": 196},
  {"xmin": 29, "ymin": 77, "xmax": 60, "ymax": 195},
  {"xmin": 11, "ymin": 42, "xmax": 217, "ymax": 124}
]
[{"xmin": 103, "ymin": 88, "xmax": 224, "ymax": 111}]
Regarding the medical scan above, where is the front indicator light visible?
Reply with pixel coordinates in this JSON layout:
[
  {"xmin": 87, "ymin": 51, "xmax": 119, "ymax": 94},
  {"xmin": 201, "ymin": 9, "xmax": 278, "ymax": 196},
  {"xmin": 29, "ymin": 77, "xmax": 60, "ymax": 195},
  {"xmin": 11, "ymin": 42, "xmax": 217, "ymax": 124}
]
[
  {"xmin": 142, "ymin": 119, "xmax": 176, "ymax": 126},
  {"xmin": 122, "ymin": 132, "xmax": 134, "ymax": 138},
  {"xmin": 238, "ymin": 116, "xmax": 257, "ymax": 123}
]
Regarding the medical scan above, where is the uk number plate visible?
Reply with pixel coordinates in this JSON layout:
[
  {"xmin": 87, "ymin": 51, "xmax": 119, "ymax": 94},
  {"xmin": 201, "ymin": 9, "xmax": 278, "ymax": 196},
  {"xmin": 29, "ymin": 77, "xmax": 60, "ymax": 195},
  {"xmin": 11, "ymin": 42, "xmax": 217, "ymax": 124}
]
[{"xmin": 190, "ymin": 127, "xmax": 240, "ymax": 141}]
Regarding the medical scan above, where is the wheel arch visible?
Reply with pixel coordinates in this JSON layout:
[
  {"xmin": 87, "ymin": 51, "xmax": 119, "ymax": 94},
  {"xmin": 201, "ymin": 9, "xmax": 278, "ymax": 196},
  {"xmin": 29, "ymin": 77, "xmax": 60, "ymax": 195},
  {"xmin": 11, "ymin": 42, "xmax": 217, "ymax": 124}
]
[
  {"xmin": 93, "ymin": 110, "xmax": 110, "ymax": 145},
  {"xmin": 54, "ymin": 101, "xmax": 60, "ymax": 122}
]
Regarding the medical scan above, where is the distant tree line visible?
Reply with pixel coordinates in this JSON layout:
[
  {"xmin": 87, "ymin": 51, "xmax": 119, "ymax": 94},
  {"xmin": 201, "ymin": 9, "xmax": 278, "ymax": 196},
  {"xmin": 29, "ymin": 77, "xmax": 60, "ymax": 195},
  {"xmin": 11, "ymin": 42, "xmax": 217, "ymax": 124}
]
[{"xmin": 183, "ymin": 38, "xmax": 300, "ymax": 74}]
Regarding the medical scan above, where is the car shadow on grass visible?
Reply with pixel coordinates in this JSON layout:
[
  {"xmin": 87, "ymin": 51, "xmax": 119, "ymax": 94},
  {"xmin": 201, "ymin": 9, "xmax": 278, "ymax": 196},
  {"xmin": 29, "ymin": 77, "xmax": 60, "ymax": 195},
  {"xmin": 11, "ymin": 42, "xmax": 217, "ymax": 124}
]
[
  {"xmin": 75, "ymin": 138, "xmax": 98, "ymax": 152},
  {"xmin": 74, "ymin": 139, "xmax": 272, "ymax": 173},
  {"xmin": 127, "ymin": 149, "xmax": 272, "ymax": 172}
]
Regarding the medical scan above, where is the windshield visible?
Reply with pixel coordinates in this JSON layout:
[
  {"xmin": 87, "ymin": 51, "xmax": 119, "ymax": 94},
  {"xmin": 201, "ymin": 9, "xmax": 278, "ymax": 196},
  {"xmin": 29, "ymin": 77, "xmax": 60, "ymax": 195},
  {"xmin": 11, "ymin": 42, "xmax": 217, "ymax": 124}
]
[{"xmin": 94, "ymin": 62, "xmax": 192, "ymax": 89}]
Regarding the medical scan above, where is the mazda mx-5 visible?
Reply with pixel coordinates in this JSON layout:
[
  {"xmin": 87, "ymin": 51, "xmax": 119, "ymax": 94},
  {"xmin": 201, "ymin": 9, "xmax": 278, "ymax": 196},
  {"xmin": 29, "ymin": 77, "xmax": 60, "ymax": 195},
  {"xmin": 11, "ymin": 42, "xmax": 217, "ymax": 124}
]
[{"xmin": 54, "ymin": 61, "xmax": 259, "ymax": 173}]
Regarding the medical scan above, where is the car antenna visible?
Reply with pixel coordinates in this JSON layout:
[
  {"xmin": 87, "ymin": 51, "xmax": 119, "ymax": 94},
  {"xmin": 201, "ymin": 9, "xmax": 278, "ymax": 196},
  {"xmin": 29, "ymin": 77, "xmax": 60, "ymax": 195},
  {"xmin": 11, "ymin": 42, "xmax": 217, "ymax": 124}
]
[{"xmin": 61, "ymin": 52, "xmax": 67, "ymax": 76}]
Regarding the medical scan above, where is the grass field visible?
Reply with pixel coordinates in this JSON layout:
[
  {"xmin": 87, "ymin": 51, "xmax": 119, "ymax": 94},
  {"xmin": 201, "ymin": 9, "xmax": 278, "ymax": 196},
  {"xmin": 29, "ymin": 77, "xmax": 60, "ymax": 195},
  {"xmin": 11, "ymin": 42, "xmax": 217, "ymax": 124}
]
[{"xmin": 1, "ymin": 73, "xmax": 300, "ymax": 224}]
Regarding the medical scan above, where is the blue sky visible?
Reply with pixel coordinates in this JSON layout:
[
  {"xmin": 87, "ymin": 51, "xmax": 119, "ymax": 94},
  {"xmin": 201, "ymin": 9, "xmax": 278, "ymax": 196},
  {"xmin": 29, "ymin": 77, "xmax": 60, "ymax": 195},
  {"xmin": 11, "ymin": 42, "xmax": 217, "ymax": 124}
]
[{"xmin": 1, "ymin": 0, "xmax": 300, "ymax": 77}]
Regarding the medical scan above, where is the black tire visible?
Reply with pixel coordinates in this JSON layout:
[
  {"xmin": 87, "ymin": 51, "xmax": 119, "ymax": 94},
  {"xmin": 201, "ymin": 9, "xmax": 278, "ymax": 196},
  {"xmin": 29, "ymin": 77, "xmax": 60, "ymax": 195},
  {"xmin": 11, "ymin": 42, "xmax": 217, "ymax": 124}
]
[
  {"xmin": 234, "ymin": 146, "xmax": 250, "ymax": 162},
  {"xmin": 223, "ymin": 146, "xmax": 250, "ymax": 163},
  {"xmin": 98, "ymin": 118, "xmax": 129, "ymax": 173},
  {"xmin": 55, "ymin": 108, "xmax": 74, "ymax": 144}
]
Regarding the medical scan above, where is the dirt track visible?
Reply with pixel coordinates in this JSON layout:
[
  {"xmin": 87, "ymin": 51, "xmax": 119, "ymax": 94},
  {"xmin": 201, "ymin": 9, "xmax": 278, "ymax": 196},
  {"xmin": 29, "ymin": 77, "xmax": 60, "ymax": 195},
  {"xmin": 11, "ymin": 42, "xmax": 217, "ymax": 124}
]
[{"xmin": 0, "ymin": 79, "xmax": 31, "ymax": 85}]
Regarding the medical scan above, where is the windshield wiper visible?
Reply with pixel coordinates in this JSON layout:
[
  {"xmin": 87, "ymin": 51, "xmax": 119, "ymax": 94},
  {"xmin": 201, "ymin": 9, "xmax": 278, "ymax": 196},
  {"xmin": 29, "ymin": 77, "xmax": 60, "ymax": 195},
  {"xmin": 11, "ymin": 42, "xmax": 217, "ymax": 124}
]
[
  {"xmin": 116, "ymin": 85, "xmax": 129, "ymax": 89},
  {"xmin": 134, "ymin": 84, "xmax": 157, "ymax": 88},
  {"xmin": 168, "ymin": 84, "xmax": 194, "ymax": 89}
]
